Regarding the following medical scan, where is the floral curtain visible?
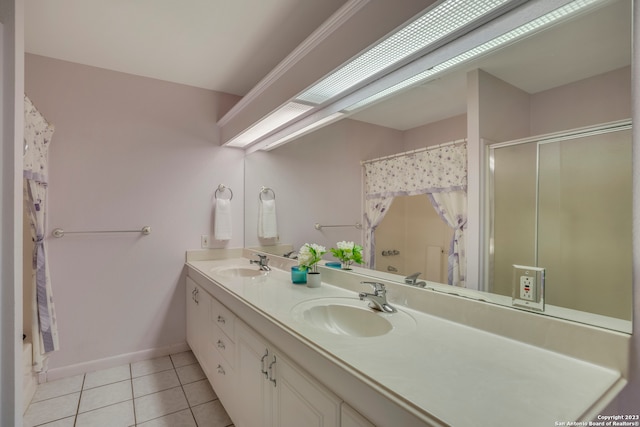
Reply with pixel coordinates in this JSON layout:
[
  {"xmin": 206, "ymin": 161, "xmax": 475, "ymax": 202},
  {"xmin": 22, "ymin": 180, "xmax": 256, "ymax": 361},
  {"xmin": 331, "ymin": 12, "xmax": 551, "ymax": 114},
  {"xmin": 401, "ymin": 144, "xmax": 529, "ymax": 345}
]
[
  {"xmin": 363, "ymin": 142, "xmax": 467, "ymax": 286},
  {"xmin": 24, "ymin": 95, "xmax": 59, "ymax": 371}
]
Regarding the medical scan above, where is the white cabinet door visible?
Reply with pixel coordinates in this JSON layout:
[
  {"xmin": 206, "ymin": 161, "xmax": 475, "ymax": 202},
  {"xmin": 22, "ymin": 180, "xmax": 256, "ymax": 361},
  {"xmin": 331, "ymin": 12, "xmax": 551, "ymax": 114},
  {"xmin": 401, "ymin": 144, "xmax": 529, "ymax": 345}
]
[
  {"xmin": 235, "ymin": 320, "xmax": 273, "ymax": 427},
  {"xmin": 341, "ymin": 403, "xmax": 376, "ymax": 427},
  {"xmin": 272, "ymin": 351, "xmax": 341, "ymax": 427},
  {"xmin": 186, "ymin": 277, "xmax": 201, "ymax": 356}
]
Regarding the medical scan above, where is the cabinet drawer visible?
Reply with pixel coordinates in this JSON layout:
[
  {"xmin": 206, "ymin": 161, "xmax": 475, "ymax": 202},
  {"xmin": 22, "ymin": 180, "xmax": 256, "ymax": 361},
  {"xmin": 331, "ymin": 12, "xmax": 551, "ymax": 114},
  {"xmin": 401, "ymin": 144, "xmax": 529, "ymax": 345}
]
[
  {"xmin": 211, "ymin": 326, "xmax": 235, "ymax": 368},
  {"xmin": 211, "ymin": 298, "xmax": 235, "ymax": 339},
  {"xmin": 207, "ymin": 341, "xmax": 237, "ymax": 421}
]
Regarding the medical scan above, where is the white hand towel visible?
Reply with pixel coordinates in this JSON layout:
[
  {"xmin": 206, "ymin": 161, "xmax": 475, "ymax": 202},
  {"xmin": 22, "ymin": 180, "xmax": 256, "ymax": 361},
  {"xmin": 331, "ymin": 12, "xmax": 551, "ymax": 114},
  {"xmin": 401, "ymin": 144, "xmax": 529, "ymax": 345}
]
[
  {"xmin": 258, "ymin": 199, "xmax": 278, "ymax": 238},
  {"xmin": 214, "ymin": 198, "xmax": 232, "ymax": 240}
]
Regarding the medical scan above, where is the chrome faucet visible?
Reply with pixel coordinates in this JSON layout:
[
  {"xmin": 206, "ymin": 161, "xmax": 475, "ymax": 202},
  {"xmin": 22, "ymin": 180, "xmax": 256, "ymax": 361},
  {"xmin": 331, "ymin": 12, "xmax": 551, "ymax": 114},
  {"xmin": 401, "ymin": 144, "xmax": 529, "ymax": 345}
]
[
  {"xmin": 250, "ymin": 254, "xmax": 271, "ymax": 271},
  {"xmin": 359, "ymin": 282, "xmax": 397, "ymax": 313},
  {"xmin": 405, "ymin": 272, "xmax": 427, "ymax": 287}
]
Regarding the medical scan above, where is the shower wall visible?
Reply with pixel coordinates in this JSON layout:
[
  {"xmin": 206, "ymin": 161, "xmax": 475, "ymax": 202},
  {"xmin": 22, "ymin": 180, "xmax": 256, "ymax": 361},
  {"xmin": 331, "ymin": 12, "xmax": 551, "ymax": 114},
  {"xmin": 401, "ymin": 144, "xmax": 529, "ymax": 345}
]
[{"xmin": 375, "ymin": 195, "xmax": 452, "ymax": 284}]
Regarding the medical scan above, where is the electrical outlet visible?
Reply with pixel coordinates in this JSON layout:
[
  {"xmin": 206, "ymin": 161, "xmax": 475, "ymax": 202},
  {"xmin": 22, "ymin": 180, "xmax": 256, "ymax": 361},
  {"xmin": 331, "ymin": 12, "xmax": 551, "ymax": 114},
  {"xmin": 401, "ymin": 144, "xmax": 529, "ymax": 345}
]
[
  {"xmin": 201, "ymin": 235, "xmax": 209, "ymax": 248},
  {"xmin": 512, "ymin": 265, "xmax": 545, "ymax": 311},
  {"xmin": 520, "ymin": 276, "xmax": 535, "ymax": 301}
]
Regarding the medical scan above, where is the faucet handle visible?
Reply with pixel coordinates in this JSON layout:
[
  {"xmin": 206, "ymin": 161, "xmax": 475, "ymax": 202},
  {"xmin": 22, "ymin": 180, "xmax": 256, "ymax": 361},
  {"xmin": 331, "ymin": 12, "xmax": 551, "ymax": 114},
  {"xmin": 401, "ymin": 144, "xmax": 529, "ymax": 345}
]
[
  {"xmin": 405, "ymin": 272, "xmax": 422, "ymax": 284},
  {"xmin": 360, "ymin": 281, "xmax": 386, "ymax": 294}
]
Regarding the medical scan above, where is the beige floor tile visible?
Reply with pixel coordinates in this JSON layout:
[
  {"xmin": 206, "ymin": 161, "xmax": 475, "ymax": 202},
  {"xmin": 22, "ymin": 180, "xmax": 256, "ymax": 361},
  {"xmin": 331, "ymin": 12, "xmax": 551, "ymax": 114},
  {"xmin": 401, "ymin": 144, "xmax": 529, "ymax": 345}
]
[
  {"xmin": 134, "ymin": 386, "xmax": 189, "ymax": 423},
  {"xmin": 183, "ymin": 379, "xmax": 217, "ymax": 407},
  {"xmin": 131, "ymin": 356, "xmax": 173, "ymax": 378},
  {"xmin": 136, "ymin": 408, "xmax": 197, "ymax": 427},
  {"xmin": 170, "ymin": 350, "xmax": 197, "ymax": 368},
  {"xmin": 31, "ymin": 374, "xmax": 84, "ymax": 403},
  {"xmin": 23, "ymin": 392, "xmax": 80, "ymax": 427},
  {"xmin": 75, "ymin": 400, "xmax": 135, "ymax": 427},
  {"xmin": 132, "ymin": 369, "xmax": 180, "ymax": 398},
  {"xmin": 84, "ymin": 364, "xmax": 131, "ymax": 390},
  {"xmin": 78, "ymin": 380, "xmax": 132, "ymax": 413},
  {"xmin": 191, "ymin": 400, "xmax": 232, "ymax": 427},
  {"xmin": 191, "ymin": 400, "xmax": 233, "ymax": 427},
  {"xmin": 176, "ymin": 363, "xmax": 206, "ymax": 385}
]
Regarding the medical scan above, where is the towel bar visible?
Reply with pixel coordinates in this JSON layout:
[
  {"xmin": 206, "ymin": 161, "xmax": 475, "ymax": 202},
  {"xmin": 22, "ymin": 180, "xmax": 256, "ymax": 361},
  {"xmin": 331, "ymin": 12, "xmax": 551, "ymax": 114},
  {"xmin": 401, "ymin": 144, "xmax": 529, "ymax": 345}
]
[
  {"xmin": 52, "ymin": 226, "xmax": 151, "ymax": 238},
  {"xmin": 314, "ymin": 222, "xmax": 362, "ymax": 230}
]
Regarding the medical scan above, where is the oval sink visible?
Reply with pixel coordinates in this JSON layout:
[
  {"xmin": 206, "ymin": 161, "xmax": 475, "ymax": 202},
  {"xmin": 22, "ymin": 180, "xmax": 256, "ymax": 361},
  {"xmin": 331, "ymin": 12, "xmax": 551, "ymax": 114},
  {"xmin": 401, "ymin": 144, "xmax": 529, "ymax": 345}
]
[
  {"xmin": 302, "ymin": 304, "xmax": 392, "ymax": 337},
  {"xmin": 211, "ymin": 267, "xmax": 266, "ymax": 278},
  {"xmin": 291, "ymin": 297, "xmax": 416, "ymax": 338}
]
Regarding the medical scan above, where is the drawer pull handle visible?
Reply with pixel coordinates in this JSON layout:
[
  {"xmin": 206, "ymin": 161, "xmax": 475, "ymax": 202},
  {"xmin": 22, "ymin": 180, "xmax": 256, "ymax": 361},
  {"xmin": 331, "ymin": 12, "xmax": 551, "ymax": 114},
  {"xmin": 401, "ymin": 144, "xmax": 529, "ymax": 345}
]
[
  {"xmin": 217, "ymin": 315, "xmax": 226, "ymax": 324},
  {"xmin": 217, "ymin": 364, "xmax": 225, "ymax": 375},
  {"xmin": 260, "ymin": 350, "xmax": 269, "ymax": 378},
  {"xmin": 268, "ymin": 356, "xmax": 277, "ymax": 387},
  {"xmin": 216, "ymin": 340, "xmax": 225, "ymax": 350}
]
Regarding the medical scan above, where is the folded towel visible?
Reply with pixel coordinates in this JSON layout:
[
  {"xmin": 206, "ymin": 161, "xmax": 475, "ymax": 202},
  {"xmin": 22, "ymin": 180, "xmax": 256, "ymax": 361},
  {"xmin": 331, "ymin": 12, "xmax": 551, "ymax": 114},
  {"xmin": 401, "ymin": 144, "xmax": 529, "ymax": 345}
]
[
  {"xmin": 214, "ymin": 198, "xmax": 232, "ymax": 240},
  {"xmin": 258, "ymin": 199, "xmax": 278, "ymax": 239}
]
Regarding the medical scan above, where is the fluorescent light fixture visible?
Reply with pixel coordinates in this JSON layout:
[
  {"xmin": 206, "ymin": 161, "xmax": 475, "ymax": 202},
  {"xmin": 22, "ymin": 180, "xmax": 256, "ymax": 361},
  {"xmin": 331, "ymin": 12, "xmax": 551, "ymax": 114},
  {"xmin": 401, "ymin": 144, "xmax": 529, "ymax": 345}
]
[
  {"xmin": 344, "ymin": 0, "xmax": 600, "ymax": 112},
  {"xmin": 228, "ymin": 0, "xmax": 601, "ymax": 151},
  {"xmin": 225, "ymin": 102, "xmax": 313, "ymax": 148},
  {"xmin": 258, "ymin": 112, "xmax": 346, "ymax": 152},
  {"xmin": 295, "ymin": 0, "xmax": 512, "ymax": 105}
]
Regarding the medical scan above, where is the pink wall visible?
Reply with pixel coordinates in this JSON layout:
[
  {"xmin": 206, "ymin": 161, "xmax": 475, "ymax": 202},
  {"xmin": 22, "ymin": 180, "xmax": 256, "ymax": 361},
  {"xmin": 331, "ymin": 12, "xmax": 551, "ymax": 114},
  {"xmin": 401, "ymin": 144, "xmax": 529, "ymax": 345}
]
[
  {"xmin": 531, "ymin": 66, "xmax": 631, "ymax": 135},
  {"xmin": 402, "ymin": 114, "xmax": 467, "ymax": 150},
  {"xmin": 25, "ymin": 54, "xmax": 243, "ymax": 373}
]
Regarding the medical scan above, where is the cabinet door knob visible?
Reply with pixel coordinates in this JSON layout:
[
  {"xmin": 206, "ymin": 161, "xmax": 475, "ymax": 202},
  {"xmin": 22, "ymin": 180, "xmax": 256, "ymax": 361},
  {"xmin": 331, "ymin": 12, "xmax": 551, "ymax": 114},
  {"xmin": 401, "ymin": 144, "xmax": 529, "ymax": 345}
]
[
  {"xmin": 217, "ymin": 315, "xmax": 225, "ymax": 324},
  {"xmin": 216, "ymin": 340, "xmax": 225, "ymax": 350}
]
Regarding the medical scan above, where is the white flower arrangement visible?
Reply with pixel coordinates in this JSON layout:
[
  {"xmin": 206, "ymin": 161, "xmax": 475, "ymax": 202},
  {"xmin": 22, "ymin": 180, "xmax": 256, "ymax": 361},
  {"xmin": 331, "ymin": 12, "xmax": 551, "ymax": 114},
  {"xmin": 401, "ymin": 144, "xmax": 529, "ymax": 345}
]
[
  {"xmin": 330, "ymin": 241, "xmax": 364, "ymax": 269},
  {"xmin": 297, "ymin": 243, "xmax": 326, "ymax": 273}
]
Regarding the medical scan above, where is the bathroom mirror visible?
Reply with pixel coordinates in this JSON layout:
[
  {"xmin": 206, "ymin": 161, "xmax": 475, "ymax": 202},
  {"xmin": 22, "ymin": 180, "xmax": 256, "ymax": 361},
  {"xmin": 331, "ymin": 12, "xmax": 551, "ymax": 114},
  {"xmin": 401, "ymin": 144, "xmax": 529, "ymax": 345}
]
[{"xmin": 244, "ymin": 0, "xmax": 633, "ymax": 331}]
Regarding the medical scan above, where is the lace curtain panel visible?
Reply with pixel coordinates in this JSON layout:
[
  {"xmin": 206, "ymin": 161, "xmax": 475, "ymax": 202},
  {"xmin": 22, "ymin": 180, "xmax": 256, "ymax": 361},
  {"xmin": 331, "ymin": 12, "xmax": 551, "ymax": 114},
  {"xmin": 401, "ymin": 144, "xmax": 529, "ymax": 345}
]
[
  {"xmin": 363, "ymin": 142, "xmax": 468, "ymax": 286},
  {"xmin": 24, "ymin": 95, "xmax": 60, "ymax": 371}
]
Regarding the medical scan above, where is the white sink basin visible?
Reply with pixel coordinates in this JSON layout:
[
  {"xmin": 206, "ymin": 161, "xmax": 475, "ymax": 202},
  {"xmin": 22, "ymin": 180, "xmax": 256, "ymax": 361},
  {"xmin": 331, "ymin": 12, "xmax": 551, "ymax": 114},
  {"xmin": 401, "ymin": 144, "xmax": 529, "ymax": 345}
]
[
  {"xmin": 211, "ymin": 267, "xmax": 267, "ymax": 278},
  {"xmin": 291, "ymin": 297, "xmax": 416, "ymax": 338}
]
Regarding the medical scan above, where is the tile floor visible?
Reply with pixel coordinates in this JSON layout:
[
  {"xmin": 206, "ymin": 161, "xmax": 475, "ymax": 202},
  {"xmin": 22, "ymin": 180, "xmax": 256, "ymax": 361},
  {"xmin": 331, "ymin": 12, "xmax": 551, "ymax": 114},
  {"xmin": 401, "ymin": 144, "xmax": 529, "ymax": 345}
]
[{"xmin": 23, "ymin": 350, "xmax": 234, "ymax": 427}]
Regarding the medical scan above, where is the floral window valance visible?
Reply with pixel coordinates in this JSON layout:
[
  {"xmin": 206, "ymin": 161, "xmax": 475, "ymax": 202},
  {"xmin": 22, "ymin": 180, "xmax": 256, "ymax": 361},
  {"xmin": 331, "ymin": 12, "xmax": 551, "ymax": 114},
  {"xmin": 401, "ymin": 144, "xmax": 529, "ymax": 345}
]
[{"xmin": 364, "ymin": 142, "xmax": 467, "ymax": 198}]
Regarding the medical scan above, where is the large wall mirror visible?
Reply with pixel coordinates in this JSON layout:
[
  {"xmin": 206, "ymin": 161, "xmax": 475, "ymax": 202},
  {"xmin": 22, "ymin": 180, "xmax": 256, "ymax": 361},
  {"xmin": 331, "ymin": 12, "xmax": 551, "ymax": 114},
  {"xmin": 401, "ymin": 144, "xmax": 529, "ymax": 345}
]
[{"xmin": 244, "ymin": 0, "xmax": 632, "ymax": 332}]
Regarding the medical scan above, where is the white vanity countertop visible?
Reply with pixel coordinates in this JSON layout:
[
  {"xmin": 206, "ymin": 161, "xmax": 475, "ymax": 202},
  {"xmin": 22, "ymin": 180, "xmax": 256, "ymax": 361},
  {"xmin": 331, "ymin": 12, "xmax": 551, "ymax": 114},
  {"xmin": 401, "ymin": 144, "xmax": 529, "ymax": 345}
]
[{"xmin": 187, "ymin": 258, "xmax": 625, "ymax": 427}]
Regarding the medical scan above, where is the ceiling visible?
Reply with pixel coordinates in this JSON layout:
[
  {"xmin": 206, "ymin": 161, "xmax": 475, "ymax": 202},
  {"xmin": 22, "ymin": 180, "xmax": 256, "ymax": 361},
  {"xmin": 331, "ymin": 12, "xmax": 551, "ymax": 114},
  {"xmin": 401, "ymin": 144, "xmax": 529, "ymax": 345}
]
[
  {"xmin": 24, "ymin": 0, "xmax": 348, "ymax": 96},
  {"xmin": 24, "ymin": 1, "xmax": 631, "ymax": 134}
]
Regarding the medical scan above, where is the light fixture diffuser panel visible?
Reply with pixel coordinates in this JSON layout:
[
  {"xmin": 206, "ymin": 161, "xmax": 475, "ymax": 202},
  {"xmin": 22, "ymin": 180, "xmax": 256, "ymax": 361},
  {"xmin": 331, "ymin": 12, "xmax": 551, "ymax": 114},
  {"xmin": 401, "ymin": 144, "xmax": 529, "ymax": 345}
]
[{"xmin": 295, "ymin": 0, "xmax": 511, "ymax": 105}]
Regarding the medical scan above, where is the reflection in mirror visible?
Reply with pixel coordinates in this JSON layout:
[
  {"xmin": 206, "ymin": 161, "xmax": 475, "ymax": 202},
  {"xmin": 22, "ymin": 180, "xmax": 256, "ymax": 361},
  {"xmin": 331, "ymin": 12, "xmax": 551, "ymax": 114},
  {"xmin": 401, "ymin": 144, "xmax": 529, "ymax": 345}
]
[
  {"xmin": 489, "ymin": 124, "xmax": 632, "ymax": 321},
  {"xmin": 374, "ymin": 194, "xmax": 452, "ymax": 283},
  {"xmin": 244, "ymin": 0, "xmax": 632, "ymax": 331}
]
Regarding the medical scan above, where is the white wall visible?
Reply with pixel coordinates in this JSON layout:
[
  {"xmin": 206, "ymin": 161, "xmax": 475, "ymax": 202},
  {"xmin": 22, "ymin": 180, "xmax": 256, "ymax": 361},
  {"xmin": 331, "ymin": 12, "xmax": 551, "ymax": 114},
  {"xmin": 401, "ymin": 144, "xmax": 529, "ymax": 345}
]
[
  {"xmin": 25, "ymin": 54, "xmax": 244, "ymax": 375},
  {"xmin": 0, "ymin": 0, "xmax": 23, "ymax": 424}
]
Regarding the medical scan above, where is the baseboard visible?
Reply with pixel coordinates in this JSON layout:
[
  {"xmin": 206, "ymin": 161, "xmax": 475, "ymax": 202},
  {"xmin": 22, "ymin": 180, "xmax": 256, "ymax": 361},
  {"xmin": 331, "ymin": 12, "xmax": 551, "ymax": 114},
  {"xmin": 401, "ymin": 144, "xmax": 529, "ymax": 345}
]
[{"xmin": 44, "ymin": 341, "xmax": 190, "ymax": 382}]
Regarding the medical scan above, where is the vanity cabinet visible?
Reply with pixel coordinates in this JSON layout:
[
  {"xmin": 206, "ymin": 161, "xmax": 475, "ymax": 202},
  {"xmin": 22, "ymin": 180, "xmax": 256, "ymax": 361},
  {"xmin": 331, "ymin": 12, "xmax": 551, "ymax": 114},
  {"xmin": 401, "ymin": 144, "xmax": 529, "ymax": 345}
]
[
  {"xmin": 341, "ymin": 404, "xmax": 376, "ymax": 427},
  {"xmin": 186, "ymin": 278, "xmax": 238, "ymax": 421},
  {"xmin": 235, "ymin": 320, "xmax": 341, "ymax": 427},
  {"xmin": 186, "ymin": 277, "xmax": 205, "ymax": 357},
  {"xmin": 188, "ymin": 276, "xmax": 341, "ymax": 427}
]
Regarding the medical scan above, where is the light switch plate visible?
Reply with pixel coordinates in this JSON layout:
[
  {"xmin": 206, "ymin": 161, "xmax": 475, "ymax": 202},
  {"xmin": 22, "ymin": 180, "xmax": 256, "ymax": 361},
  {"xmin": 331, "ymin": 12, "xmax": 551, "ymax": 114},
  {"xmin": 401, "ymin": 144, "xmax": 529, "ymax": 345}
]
[{"xmin": 512, "ymin": 265, "xmax": 545, "ymax": 311}]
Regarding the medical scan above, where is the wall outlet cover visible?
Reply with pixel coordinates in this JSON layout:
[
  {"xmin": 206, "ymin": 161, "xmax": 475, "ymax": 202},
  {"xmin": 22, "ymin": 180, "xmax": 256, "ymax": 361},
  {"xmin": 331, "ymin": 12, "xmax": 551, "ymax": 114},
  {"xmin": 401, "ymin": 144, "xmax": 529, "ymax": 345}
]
[{"xmin": 512, "ymin": 265, "xmax": 545, "ymax": 311}]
